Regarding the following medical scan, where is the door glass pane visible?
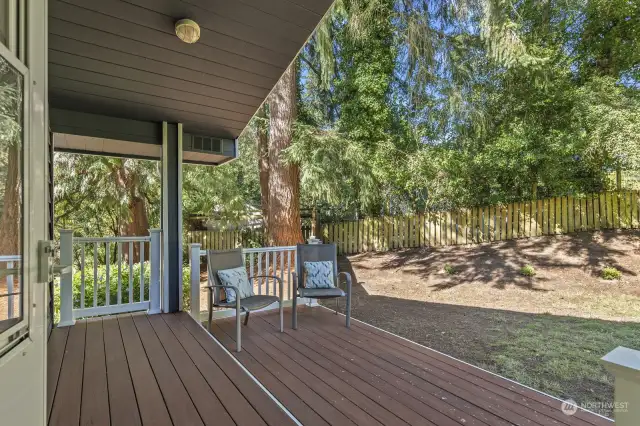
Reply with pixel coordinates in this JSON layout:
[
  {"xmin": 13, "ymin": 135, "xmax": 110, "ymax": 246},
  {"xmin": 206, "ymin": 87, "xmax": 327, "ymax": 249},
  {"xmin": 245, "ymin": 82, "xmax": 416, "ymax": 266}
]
[
  {"xmin": 0, "ymin": 0, "xmax": 7, "ymax": 47},
  {"xmin": 0, "ymin": 53, "xmax": 23, "ymax": 339}
]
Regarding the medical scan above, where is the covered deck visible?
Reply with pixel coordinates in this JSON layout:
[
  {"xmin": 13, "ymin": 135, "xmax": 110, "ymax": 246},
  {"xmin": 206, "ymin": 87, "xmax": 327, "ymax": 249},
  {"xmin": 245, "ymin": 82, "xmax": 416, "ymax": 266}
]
[{"xmin": 48, "ymin": 306, "xmax": 610, "ymax": 426}]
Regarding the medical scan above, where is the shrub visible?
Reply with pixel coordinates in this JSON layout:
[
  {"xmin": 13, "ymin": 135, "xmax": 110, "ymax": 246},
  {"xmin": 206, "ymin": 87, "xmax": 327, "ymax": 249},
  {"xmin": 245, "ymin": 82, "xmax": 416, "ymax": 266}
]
[
  {"xmin": 444, "ymin": 264, "xmax": 457, "ymax": 275},
  {"xmin": 601, "ymin": 267, "xmax": 622, "ymax": 280},
  {"xmin": 54, "ymin": 262, "xmax": 193, "ymax": 322},
  {"xmin": 520, "ymin": 265, "xmax": 536, "ymax": 277}
]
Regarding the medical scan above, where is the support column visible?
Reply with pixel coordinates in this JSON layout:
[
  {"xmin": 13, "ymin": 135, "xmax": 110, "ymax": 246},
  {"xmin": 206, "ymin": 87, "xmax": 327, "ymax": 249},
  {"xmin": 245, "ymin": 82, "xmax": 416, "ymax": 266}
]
[
  {"xmin": 162, "ymin": 122, "xmax": 183, "ymax": 312},
  {"xmin": 602, "ymin": 346, "xmax": 640, "ymax": 425},
  {"xmin": 148, "ymin": 229, "xmax": 162, "ymax": 314}
]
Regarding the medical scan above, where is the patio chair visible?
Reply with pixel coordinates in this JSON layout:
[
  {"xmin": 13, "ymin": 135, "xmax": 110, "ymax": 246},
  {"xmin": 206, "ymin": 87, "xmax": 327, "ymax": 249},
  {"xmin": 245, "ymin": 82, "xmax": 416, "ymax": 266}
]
[
  {"xmin": 292, "ymin": 243, "xmax": 352, "ymax": 329},
  {"xmin": 206, "ymin": 249, "xmax": 283, "ymax": 352}
]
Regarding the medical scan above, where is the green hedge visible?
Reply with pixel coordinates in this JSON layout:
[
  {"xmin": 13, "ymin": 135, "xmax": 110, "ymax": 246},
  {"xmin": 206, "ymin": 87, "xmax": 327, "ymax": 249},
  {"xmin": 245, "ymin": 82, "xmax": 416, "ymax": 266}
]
[{"xmin": 54, "ymin": 262, "xmax": 193, "ymax": 322}]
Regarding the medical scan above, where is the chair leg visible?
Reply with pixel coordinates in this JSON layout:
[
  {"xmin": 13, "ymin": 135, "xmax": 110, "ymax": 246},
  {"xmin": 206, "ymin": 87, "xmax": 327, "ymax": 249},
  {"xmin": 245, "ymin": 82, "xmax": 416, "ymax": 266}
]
[
  {"xmin": 279, "ymin": 300, "xmax": 284, "ymax": 332},
  {"xmin": 236, "ymin": 304, "xmax": 242, "ymax": 352},
  {"xmin": 345, "ymin": 295, "xmax": 351, "ymax": 329},
  {"xmin": 335, "ymin": 298, "xmax": 339, "ymax": 315},
  {"xmin": 244, "ymin": 310, "xmax": 250, "ymax": 326},
  {"xmin": 292, "ymin": 291, "xmax": 298, "ymax": 330},
  {"xmin": 208, "ymin": 304, "xmax": 213, "ymax": 334}
]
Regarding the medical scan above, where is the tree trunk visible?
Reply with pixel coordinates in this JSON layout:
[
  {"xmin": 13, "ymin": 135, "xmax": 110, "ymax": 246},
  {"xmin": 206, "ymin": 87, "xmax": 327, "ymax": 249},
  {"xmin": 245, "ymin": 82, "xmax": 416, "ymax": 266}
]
[
  {"xmin": 267, "ymin": 62, "xmax": 303, "ymax": 246},
  {"xmin": 110, "ymin": 160, "xmax": 149, "ymax": 263},
  {"xmin": 256, "ymin": 106, "xmax": 271, "ymax": 246},
  {"xmin": 0, "ymin": 144, "xmax": 20, "ymax": 256},
  {"xmin": 126, "ymin": 195, "xmax": 149, "ymax": 263}
]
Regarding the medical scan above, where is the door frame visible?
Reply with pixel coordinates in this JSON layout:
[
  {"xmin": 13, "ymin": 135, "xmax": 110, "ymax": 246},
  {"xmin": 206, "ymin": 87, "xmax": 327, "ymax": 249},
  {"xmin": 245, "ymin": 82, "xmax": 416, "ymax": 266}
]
[{"xmin": 0, "ymin": 0, "xmax": 49, "ymax": 425}]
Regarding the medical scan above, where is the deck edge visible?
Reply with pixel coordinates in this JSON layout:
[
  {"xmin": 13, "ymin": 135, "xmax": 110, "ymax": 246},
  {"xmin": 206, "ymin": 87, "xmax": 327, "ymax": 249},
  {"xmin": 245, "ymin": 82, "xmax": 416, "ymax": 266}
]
[
  {"xmin": 318, "ymin": 305, "xmax": 614, "ymax": 423},
  {"xmin": 186, "ymin": 312, "xmax": 303, "ymax": 426}
]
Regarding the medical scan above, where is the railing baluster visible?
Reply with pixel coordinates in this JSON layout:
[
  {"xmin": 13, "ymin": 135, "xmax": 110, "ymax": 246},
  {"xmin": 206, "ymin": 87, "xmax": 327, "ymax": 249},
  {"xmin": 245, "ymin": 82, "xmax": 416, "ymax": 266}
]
[
  {"xmin": 288, "ymin": 249, "xmax": 293, "ymax": 300},
  {"xmin": 258, "ymin": 253, "xmax": 263, "ymax": 295},
  {"xmin": 117, "ymin": 242, "xmax": 122, "ymax": 305},
  {"xmin": 140, "ymin": 241, "xmax": 145, "ymax": 302},
  {"xmin": 93, "ymin": 242, "xmax": 98, "ymax": 307},
  {"xmin": 249, "ymin": 252, "xmax": 255, "ymax": 294},
  {"xmin": 129, "ymin": 243, "xmax": 134, "ymax": 304},
  {"xmin": 105, "ymin": 242, "xmax": 110, "ymax": 306},
  {"xmin": 80, "ymin": 244, "xmax": 85, "ymax": 309},
  {"xmin": 7, "ymin": 261, "xmax": 13, "ymax": 318},
  {"xmin": 266, "ymin": 251, "xmax": 270, "ymax": 295},
  {"xmin": 280, "ymin": 250, "xmax": 284, "ymax": 299}
]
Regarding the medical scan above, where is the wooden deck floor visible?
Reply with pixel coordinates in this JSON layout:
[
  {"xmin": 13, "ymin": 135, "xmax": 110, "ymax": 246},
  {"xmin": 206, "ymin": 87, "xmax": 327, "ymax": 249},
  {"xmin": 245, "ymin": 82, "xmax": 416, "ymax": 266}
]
[
  {"xmin": 211, "ymin": 306, "xmax": 611, "ymax": 426},
  {"xmin": 47, "ymin": 312, "xmax": 295, "ymax": 426}
]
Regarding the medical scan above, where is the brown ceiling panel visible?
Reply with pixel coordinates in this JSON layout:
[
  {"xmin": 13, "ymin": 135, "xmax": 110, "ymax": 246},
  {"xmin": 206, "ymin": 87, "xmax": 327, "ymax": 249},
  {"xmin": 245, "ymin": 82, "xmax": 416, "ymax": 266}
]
[{"xmin": 48, "ymin": 0, "xmax": 335, "ymax": 138}]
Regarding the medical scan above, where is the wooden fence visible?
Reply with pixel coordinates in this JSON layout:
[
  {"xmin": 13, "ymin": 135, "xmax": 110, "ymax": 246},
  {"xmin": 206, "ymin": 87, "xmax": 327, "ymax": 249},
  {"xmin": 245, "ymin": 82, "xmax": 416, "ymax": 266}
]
[
  {"xmin": 186, "ymin": 191, "xmax": 639, "ymax": 255},
  {"xmin": 322, "ymin": 190, "xmax": 640, "ymax": 254}
]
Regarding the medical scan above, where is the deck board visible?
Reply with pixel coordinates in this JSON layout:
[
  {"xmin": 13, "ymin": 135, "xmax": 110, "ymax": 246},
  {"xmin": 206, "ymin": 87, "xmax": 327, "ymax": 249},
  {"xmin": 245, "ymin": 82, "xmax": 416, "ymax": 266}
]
[
  {"xmin": 118, "ymin": 315, "xmax": 172, "ymax": 426},
  {"xmin": 48, "ymin": 308, "xmax": 610, "ymax": 426},
  {"xmin": 103, "ymin": 314, "xmax": 142, "ymax": 426},
  {"xmin": 47, "ymin": 325, "xmax": 69, "ymax": 419},
  {"xmin": 48, "ymin": 313, "xmax": 295, "ymax": 426},
  {"xmin": 49, "ymin": 319, "xmax": 86, "ymax": 426},
  {"xmin": 217, "ymin": 306, "xmax": 611, "ymax": 426},
  {"xmin": 80, "ymin": 318, "xmax": 110, "ymax": 426},
  {"xmin": 146, "ymin": 314, "xmax": 236, "ymax": 426}
]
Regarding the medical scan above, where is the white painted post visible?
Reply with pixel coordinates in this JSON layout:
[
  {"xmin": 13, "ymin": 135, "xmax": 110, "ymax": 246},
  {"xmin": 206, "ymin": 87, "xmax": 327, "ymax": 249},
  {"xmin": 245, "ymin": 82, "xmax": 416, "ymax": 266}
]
[
  {"xmin": 189, "ymin": 243, "xmax": 202, "ymax": 319},
  {"xmin": 58, "ymin": 229, "xmax": 75, "ymax": 327},
  {"xmin": 148, "ymin": 229, "xmax": 162, "ymax": 314},
  {"xmin": 602, "ymin": 347, "xmax": 640, "ymax": 425}
]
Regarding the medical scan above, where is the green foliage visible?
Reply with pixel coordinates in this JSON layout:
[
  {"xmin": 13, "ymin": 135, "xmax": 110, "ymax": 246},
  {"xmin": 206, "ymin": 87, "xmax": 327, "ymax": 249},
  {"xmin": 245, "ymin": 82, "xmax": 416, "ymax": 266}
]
[
  {"xmin": 53, "ymin": 0, "xmax": 640, "ymax": 235},
  {"xmin": 520, "ymin": 265, "xmax": 536, "ymax": 277},
  {"xmin": 54, "ymin": 262, "xmax": 192, "ymax": 322},
  {"xmin": 444, "ymin": 264, "xmax": 457, "ymax": 275},
  {"xmin": 601, "ymin": 267, "xmax": 622, "ymax": 281}
]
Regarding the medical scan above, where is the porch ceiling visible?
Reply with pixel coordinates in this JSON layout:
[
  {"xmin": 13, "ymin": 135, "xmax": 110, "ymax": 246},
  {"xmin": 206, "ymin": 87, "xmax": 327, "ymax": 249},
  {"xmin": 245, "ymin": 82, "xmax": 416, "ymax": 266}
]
[{"xmin": 48, "ymin": 0, "xmax": 334, "ymax": 139}]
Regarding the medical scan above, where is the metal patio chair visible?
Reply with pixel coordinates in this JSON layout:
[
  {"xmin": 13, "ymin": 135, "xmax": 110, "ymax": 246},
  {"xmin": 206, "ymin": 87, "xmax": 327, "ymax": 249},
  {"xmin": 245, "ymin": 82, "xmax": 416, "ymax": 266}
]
[
  {"xmin": 206, "ymin": 249, "xmax": 283, "ymax": 352},
  {"xmin": 292, "ymin": 243, "xmax": 352, "ymax": 329}
]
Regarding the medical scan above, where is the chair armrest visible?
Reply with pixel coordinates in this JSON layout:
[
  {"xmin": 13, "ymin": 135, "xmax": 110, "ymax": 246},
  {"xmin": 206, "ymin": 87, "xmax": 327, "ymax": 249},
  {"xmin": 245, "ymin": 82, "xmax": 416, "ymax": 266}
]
[
  {"xmin": 338, "ymin": 271, "xmax": 352, "ymax": 293},
  {"xmin": 205, "ymin": 284, "xmax": 242, "ymax": 310}
]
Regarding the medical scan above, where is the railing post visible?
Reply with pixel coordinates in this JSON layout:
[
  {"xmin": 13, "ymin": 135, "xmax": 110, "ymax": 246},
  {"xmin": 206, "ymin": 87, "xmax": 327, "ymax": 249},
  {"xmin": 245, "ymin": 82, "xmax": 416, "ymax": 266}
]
[
  {"xmin": 148, "ymin": 229, "xmax": 162, "ymax": 314},
  {"xmin": 602, "ymin": 347, "xmax": 640, "ymax": 425},
  {"xmin": 58, "ymin": 229, "xmax": 75, "ymax": 327},
  {"xmin": 189, "ymin": 243, "xmax": 202, "ymax": 320}
]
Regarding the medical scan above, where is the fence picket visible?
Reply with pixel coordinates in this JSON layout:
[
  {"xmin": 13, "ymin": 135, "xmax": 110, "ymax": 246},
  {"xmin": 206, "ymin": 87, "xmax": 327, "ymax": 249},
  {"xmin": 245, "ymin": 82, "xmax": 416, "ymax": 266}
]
[{"xmin": 187, "ymin": 190, "xmax": 639, "ymax": 255}]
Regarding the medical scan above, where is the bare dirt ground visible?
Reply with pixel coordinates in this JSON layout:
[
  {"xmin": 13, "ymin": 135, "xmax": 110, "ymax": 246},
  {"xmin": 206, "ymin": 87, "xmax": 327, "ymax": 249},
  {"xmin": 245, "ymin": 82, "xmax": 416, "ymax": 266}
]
[{"xmin": 326, "ymin": 230, "xmax": 640, "ymax": 418}]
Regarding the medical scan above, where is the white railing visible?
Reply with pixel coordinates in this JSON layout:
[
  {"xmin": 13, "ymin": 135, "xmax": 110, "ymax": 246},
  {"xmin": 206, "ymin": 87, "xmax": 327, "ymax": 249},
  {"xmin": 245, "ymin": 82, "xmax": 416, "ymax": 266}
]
[
  {"xmin": 0, "ymin": 255, "xmax": 21, "ymax": 321},
  {"xmin": 190, "ymin": 244, "xmax": 300, "ymax": 319},
  {"xmin": 58, "ymin": 229, "xmax": 161, "ymax": 326}
]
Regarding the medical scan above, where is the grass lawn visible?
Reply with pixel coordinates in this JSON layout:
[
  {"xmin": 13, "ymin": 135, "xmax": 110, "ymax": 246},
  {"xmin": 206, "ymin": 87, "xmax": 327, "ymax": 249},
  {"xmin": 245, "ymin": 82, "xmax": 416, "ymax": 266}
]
[
  {"xmin": 484, "ymin": 313, "xmax": 640, "ymax": 415},
  {"xmin": 329, "ymin": 230, "xmax": 640, "ymax": 418}
]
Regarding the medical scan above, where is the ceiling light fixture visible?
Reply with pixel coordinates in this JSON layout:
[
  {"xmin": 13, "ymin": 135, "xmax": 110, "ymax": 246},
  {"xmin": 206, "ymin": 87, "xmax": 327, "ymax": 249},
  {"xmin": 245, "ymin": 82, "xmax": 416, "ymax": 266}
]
[{"xmin": 175, "ymin": 19, "xmax": 200, "ymax": 44}]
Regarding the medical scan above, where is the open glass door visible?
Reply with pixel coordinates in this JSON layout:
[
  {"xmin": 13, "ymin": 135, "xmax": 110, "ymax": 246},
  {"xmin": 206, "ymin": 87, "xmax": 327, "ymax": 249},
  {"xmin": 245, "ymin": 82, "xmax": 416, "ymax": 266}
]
[{"xmin": 0, "ymin": 0, "xmax": 49, "ymax": 424}]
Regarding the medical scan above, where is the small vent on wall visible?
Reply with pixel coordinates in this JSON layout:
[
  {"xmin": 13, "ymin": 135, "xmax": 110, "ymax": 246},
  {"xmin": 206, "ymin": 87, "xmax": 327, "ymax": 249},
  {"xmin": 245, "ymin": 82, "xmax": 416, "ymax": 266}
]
[{"xmin": 191, "ymin": 135, "xmax": 223, "ymax": 154}]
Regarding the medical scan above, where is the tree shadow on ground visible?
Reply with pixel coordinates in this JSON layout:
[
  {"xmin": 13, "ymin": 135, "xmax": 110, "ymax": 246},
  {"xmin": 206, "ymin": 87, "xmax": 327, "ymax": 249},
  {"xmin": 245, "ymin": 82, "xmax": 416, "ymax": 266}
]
[
  {"xmin": 329, "ymin": 247, "xmax": 640, "ymax": 418},
  {"xmin": 348, "ymin": 230, "xmax": 638, "ymax": 291}
]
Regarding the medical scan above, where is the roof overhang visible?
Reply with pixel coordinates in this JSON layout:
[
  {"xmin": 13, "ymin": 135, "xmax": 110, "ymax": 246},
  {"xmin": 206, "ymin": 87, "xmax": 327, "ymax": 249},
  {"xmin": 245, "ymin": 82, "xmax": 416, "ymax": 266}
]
[{"xmin": 48, "ymin": 0, "xmax": 334, "ymax": 152}]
